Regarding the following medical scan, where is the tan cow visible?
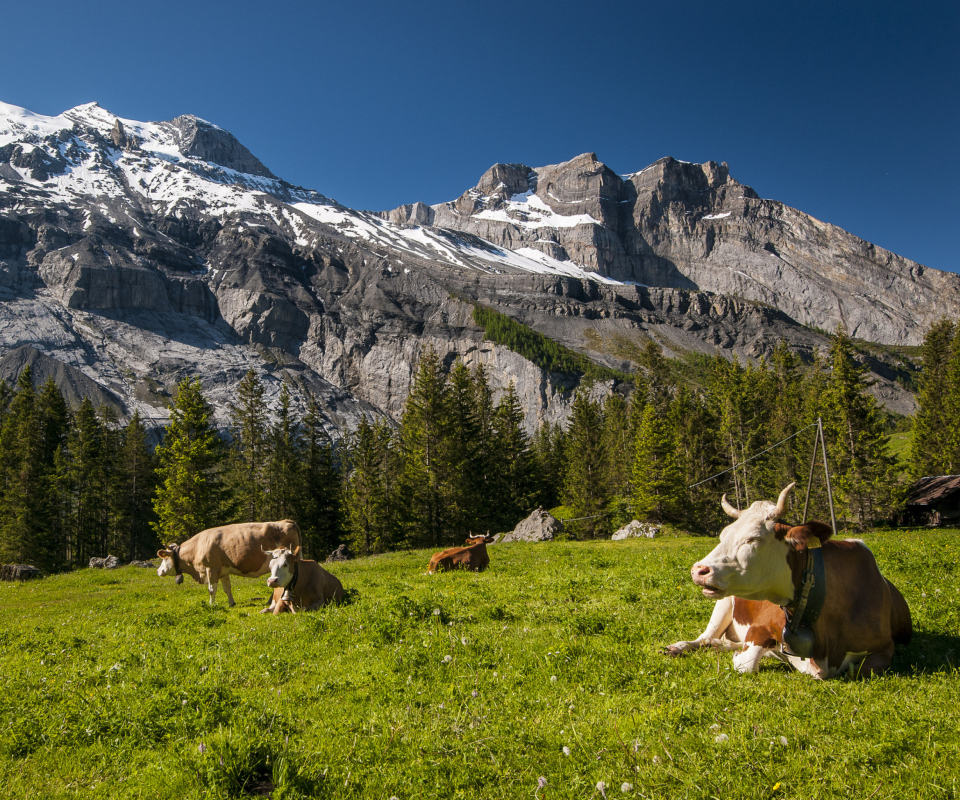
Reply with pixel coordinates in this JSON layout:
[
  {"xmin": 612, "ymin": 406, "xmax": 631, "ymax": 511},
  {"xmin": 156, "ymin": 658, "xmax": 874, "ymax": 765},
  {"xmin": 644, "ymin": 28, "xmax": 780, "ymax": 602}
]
[
  {"xmin": 666, "ymin": 484, "xmax": 912, "ymax": 679},
  {"xmin": 157, "ymin": 520, "xmax": 301, "ymax": 608},
  {"xmin": 427, "ymin": 535, "xmax": 495, "ymax": 574},
  {"xmin": 261, "ymin": 546, "xmax": 344, "ymax": 613}
]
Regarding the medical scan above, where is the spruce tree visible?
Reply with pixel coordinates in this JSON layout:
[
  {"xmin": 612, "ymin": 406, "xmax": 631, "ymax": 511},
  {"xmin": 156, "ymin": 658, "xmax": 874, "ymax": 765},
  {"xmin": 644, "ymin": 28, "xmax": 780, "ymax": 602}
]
[
  {"xmin": 264, "ymin": 383, "xmax": 302, "ymax": 522},
  {"xmin": 398, "ymin": 349, "xmax": 453, "ymax": 548},
  {"xmin": 344, "ymin": 416, "xmax": 397, "ymax": 555},
  {"xmin": 531, "ymin": 421, "xmax": 566, "ymax": 511},
  {"xmin": 822, "ymin": 326, "xmax": 899, "ymax": 528},
  {"xmin": 631, "ymin": 404, "xmax": 684, "ymax": 521},
  {"xmin": 152, "ymin": 378, "xmax": 227, "ymax": 543},
  {"xmin": 114, "ymin": 411, "xmax": 158, "ymax": 561},
  {"xmin": 491, "ymin": 382, "xmax": 535, "ymax": 530},
  {"xmin": 297, "ymin": 397, "xmax": 343, "ymax": 558},
  {"xmin": 561, "ymin": 390, "xmax": 608, "ymax": 538},
  {"xmin": 911, "ymin": 319, "xmax": 954, "ymax": 478},
  {"xmin": 227, "ymin": 370, "xmax": 269, "ymax": 521}
]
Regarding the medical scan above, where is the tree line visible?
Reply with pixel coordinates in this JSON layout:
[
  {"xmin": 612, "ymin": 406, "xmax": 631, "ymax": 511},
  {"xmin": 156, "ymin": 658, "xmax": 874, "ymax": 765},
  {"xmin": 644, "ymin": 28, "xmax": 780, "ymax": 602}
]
[{"xmin": 0, "ymin": 321, "xmax": 936, "ymax": 572}]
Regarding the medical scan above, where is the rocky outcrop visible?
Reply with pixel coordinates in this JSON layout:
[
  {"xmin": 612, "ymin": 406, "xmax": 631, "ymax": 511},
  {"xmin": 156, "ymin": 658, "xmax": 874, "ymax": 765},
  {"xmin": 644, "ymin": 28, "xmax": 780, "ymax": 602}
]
[
  {"xmin": 612, "ymin": 520, "xmax": 660, "ymax": 540},
  {"xmin": 163, "ymin": 115, "xmax": 277, "ymax": 178},
  {"xmin": 500, "ymin": 507, "xmax": 563, "ymax": 543},
  {"xmin": 89, "ymin": 555, "xmax": 120, "ymax": 569},
  {"xmin": 0, "ymin": 564, "xmax": 41, "ymax": 581},
  {"xmin": 392, "ymin": 154, "xmax": 960, "ymax": 347}
]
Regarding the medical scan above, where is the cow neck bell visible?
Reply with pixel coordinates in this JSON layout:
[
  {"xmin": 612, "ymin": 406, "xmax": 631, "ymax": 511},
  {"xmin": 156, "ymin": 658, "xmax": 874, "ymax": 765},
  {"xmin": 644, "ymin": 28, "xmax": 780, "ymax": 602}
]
[{"xmin": 780, "ymin": 535, "xmax": 826, "ymax": 659}]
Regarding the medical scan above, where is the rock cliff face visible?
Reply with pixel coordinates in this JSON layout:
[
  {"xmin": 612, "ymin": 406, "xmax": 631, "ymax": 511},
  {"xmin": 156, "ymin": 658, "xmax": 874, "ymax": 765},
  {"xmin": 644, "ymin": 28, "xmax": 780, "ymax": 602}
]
[
  {"xmin": 0, "ymin": 101, "xmax": 938, "ymax": 432},
  {"xmin": 399, "ymin": 154, "xmax": 959, "ymax": 347}
]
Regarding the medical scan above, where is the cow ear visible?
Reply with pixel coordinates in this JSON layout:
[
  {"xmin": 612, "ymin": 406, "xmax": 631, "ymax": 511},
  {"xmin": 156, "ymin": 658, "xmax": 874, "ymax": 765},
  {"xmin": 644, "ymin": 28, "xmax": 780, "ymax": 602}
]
[
  {"xmin": 782, "ymin": 521, "xmax": 833, "ymax": 549},
  {"xmin": 158, "ymin": 549, "xmax": 170, "ymax": 559}
]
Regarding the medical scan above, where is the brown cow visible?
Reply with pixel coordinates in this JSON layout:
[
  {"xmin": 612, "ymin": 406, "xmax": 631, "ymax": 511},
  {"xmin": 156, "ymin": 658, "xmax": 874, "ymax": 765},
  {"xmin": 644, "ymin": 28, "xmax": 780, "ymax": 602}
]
[
  {"xmin": 157, "ymin": 520, "xmax": 300, "ymax": 608},
  {"xmin": 427, "ymin": 535, "xmax": 495, "ymax": 574},
  {"xmin": 261, "ymin": 546, "xmax": 344, "ymax": 613},
  {"xmin": 666, "ymin": 484, "xmax": 912, "ymax": 679}
]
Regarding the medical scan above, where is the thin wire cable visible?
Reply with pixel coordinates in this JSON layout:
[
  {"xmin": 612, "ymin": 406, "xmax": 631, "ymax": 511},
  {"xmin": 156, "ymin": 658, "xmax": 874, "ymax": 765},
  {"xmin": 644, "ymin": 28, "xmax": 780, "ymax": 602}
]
[{"xmin": 687, "ymin": 421, "xmax": 819, "ymax": 490}]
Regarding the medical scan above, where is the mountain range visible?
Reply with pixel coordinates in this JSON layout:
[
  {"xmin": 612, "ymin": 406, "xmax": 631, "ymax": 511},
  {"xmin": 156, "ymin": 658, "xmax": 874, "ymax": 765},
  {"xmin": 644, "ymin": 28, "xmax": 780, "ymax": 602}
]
[{"xmin": 1, "ymin": 100, "xmax": 954, "ymax": 433}]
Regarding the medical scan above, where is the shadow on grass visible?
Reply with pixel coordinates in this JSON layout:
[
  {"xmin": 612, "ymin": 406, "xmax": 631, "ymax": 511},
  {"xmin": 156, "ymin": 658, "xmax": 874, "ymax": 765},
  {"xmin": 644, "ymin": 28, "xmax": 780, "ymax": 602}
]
[{"xmin": 888, "ymin": 630, "xmax": 960, "ymax": 676}]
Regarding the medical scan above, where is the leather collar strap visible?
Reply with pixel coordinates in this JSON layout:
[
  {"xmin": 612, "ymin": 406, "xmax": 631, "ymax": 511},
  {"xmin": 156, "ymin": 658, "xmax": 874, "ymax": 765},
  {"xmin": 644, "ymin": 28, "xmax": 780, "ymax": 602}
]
[
  {"xmin": 781, "ymin": 537, "xmax": 826, "ymax": 658},
  {"xmin": 170, "ymin": 544, "xmax": 184, "ymax": 581},
  {"xmin": 282, "ymin": 560, "xmax": 299, "ymax": 601}
]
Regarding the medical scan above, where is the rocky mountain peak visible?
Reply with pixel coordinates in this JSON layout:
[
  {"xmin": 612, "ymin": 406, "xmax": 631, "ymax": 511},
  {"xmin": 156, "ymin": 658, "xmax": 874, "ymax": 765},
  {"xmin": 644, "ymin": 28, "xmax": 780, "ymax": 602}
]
[
  {"xmin": 161, "ymin": 115, "xmax": 277, "ymax": 179},
  {"xmin": 475, "ymin": 163, "xmax": 535, "ymax": 197}
]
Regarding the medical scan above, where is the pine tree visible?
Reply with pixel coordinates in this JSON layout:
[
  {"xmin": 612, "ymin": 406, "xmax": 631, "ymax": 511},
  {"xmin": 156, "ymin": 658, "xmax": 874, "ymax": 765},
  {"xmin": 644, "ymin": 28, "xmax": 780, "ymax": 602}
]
[
  {"xmin": 601, "ymin": 393, "xmax": 632, "ymax": 499},
  {"xmin": 669, "ymin": 385, "xmax": 722, "ymax": 529},
  {"xmin": 398, "ymin": 349, "xmax": 453, "ymax": 548},
  {"xmin": 152, "ymin": 378, "xmax": 227, "ymax": 543},
  {"xmin": 531, "ymin": 421, "xmax": 566, "ymax": 511},
  {"xmin": 491, "ymin": 382, "xmax": 535, "ymax": 530},
  {"xmin": 941, "ymin": 325, "xmax": 960, "ymax": 474},
  {"xmin": 264, "ymin": 383, "xmax": 302, "ymax": 522},
  {"xmin": 910, "ymin": 319, "xmax": 954, "ymax": 478},
  {"xmin": 561, "ymin": 390, "xmax": 608, "ymax": 538},
  {"xmin": 446, "ymin": 361, "xmax": 483, "ymax": 535},
  {"xmin": 631, "ymin": 404, "xmax": 684, "ymax": 521},
  {"xmin": 344, "ymin": 416, "xmax": 397, "ymax": 555},
  {"xmin": 227, "ymin": 370, "xmax": 268, "ymax": 521},
  {"xmin": 822, "ymin": 326, "xmax": 900, "ymax": 528},
  {"xmin": 60, "ymin": 398, "xmax": 107, "ymax": 563},
  {"xmin": 113, "ymin": 411, "xmax": 158, "ymax": 561},
  {"xmin": 297, "ymin": 397, "xmax": 343, "ymax": 558}
]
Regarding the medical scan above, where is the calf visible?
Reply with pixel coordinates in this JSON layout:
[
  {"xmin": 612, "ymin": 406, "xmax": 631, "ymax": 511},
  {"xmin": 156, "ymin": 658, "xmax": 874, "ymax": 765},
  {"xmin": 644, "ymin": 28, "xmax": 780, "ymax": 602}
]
[
  {"xmin": 427, "ymin": 535, "xmax": 495, "ymax": 574},
  {"xmin": 666, "ymin": 484, "xmax": 912, "ymax": 679},
  {"xmin": 157, "ymin": 520, "xmax": 300, "ymax": 607},
  {"xmin": 261, "ymin": 546, "xmax": 344, "ymax": 613}
]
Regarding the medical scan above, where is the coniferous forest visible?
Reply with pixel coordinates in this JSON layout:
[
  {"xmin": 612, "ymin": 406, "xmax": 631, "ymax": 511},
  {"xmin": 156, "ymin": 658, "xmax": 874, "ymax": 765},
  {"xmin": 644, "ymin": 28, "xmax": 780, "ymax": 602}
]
[{"xmin": 0, "ymin": 322, "xmax": 944, "ymax": 574}]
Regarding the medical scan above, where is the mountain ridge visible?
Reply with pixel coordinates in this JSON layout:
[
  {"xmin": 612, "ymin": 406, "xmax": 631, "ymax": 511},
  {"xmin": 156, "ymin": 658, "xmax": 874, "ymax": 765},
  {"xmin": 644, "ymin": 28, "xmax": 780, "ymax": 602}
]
[{"xmin": 0, "ymin": 101, "xmax": 944, "ymax": 431}]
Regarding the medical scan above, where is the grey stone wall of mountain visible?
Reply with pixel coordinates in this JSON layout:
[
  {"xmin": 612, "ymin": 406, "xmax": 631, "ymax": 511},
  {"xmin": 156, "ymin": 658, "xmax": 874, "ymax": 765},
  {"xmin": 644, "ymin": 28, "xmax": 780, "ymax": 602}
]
[
  {"xmin": 0, "ymin": 101, "xmax": 939, "ymax": 436},
  {"xmin": 400, "ymin": 154, "xmax": 959, "ymax": 347}
]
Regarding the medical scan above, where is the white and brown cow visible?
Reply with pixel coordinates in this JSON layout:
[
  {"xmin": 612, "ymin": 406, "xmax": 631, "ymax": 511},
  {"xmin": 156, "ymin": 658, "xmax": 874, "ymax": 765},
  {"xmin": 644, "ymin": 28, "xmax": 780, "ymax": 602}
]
[
  {"xmin": 666, "ymin": 484, "xmax": 912, "ymax": 679},
  {"xmin": 157, "ymin": 520, "xmax": 301, "ymax": 608},
  {"xmin": 427, "ymin": 535, "xmax": 495, "ymax": 574},
  {"xmin": 261, "ymin": 546, "xmax": 344, "ymax": 613}
]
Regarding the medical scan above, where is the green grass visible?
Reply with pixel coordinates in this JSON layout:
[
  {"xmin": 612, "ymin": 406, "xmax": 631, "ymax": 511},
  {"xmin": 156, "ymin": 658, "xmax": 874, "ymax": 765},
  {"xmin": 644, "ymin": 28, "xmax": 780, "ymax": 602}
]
[{"xmin": 2, "ymin": 530, "xmax": 959, "ymax": 799}]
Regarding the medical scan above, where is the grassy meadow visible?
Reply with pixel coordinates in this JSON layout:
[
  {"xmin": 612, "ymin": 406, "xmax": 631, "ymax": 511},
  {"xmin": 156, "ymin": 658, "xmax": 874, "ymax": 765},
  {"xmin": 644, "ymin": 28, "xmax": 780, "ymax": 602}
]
[{"xmin": 2, "ymin": 529, "xmax": 959, "ymax": 799}]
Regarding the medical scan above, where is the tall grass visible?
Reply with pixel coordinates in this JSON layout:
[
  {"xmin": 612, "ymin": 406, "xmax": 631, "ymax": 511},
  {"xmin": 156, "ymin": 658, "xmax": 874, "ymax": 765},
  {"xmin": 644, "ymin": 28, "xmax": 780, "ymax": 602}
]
[{"xmin": 1, "ymin": 530, "xmax": 958, "ymax": 798}]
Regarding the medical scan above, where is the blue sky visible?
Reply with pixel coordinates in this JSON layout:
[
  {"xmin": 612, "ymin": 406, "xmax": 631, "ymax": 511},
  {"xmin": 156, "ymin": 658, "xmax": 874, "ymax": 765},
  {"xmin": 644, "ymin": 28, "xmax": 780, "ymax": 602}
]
[{"xmin": 2, "ymin": 1, "xmax": 957, "ymax": 272}]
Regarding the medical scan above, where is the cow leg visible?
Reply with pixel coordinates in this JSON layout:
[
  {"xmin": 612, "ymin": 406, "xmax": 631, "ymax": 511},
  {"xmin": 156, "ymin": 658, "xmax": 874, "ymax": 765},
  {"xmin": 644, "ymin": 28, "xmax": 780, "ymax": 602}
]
[
  {"xmin": 665, "ymin": 596, "xmax": 741, "ymax": 656},
  {"xmin": 844, "ymin": 648, "xmax": 893, "ymax": 679},
  {"xmin": 219, "ymin": 575, "xmax": 236, "ymax": 608},
  {"xmin": 732, "ymin": 644, "xmax": 771, "ymax": 673},
  {"xmin": 205, "ymin": 569, "xmax": 218, "ymax": 606}
]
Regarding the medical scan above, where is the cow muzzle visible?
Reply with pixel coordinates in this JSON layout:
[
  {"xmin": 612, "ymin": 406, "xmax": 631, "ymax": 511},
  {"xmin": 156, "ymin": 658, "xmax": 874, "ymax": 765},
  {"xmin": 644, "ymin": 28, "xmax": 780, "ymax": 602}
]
[
  {"xmin": 691, "ymin": 563, "xmax": 724, "ymax": 598},
  {"xmin": 267, "ymin": 577, "xmax": 279, "ymax": 588}
]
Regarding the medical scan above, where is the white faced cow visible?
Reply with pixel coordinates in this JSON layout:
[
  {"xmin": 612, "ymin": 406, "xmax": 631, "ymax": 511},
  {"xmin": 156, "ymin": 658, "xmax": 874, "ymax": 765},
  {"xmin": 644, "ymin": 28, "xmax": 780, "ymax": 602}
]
[
  {"xmin": 666, "ymin": 484, "xmax": 912, "ymax": 679},
  {"xmin": 157, "ymin": 520, "xmax": 301, "ymax": 608},
  {"xmin": 261, "ymin": 546, "xmax": 344, "ymax": 613}
]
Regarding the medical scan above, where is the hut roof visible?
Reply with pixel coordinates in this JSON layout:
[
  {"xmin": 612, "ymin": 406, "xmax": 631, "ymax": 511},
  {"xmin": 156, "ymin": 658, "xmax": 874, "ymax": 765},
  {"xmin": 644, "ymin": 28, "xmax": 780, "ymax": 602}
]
[{"xmin": 906, "ymin": 475, "xmax": 960, "ymax": 507}]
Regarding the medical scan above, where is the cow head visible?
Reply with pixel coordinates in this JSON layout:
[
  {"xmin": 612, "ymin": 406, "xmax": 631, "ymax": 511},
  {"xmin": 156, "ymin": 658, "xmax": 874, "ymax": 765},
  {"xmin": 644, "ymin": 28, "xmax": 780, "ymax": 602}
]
[
  {"xmin": 265, "ymin": 545, "xmax": 302, "ymax": 589},
  {"xmin": 465, "ymin": 534, "xmax": 495, "ymax": 546},
  {"xmin": 156, "ymin": 545, "xmax": 184, "ymax": 584},
  {"xmin": 690, "ymin": 483, "xmax": 796, "ymax": 606}
]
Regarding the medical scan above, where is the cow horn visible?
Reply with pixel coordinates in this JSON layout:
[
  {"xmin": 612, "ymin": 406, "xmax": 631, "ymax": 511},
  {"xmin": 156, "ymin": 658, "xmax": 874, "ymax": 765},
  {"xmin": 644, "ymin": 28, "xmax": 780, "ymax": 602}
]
[
  {"xmin": 773, "ymin": 482, "xmax": 796, "ymax": 518},
  {"xmin": 720, "ymin": 494, "xmax": 741, "ymax": 519}
]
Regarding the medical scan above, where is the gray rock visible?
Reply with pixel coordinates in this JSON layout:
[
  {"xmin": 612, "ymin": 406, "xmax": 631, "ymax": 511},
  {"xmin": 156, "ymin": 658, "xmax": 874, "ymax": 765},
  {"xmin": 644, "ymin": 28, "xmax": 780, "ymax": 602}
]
[
  {"xmin": 326, "ymin": 544, "xmax": 353, "ymax": 562},
  {"xmin": 612, "ymin": 520, "xmax": 660, "ymax": 540},
  {"xmin": 129, "ymin": 560, "xmax": 156, "ymax": 568},
  {"xmin": 500, "ymin": 507, "xmax": 563, "ymax": 543},
  {"xmin": 89, "ymin": 555, "xmax": 120, "ymax": 569},
  {"xmin": 0, "ymin": 564, "xmax": 41, "ymax": 581}
]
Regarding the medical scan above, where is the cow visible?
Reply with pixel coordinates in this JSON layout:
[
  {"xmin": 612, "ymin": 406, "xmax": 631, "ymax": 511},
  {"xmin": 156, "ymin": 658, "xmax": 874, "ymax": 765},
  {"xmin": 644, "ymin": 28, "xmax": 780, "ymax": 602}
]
[
  {"xmin": 260, "ymin": 546, "xmax": 344, "ymax": 613},
  {"xmin": 665, "ymin": 483, "xmax": 912, "ymax": 679},
  {"xmin": 156, "ymin": 520, "xmax": 301, "ymax": 608},
  {"xmin": 427, "ymin": 534, "xmax": 495, "ymax": 574}
]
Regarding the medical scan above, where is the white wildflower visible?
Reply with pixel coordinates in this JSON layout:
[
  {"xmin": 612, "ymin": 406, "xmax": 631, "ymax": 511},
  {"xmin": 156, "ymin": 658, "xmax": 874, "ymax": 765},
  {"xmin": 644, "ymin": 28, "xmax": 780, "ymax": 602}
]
[
  {"xmin": 715, "ymin": 733, "xmax": 729, "ymax": 743},
  {"xmin": 562, "ymin": 746, "xmax": 571, "ymax": 756},
  {"xmin": 621, "ymin": 783, "xmax": 633, "ymax": 793}
]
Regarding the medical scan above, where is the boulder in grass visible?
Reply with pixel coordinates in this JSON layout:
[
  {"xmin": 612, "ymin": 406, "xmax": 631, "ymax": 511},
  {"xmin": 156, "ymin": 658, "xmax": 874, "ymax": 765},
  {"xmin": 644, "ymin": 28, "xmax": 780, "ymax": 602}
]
[
  {"xmin": 612, "ymin": 520, "xmax": 660, "ymax": 540},
  {"xmin": 326, "ymin": 544, "xmax": 353, "ymax": 562},
  {"xmin": 129, "ymin": 560, "xmax": 156, "ymax": 568},
  {"xmin": 89, "ymin": 555, "xmax": 120, "ymax": 569},
  {"xmin": 0, "ymin": 564, "xmax": 41, "ymax": 581},
  {"xmin": 500, "ymin": 507, "xmax": 563, "ymax": 543}
]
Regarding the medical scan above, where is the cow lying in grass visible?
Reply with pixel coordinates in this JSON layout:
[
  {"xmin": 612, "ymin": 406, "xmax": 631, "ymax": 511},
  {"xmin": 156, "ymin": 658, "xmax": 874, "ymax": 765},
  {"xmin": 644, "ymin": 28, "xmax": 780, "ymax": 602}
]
[
  {"xmin": 666, "ymin": 483, "xmax": 912, "ymax": 679},
  {"xmin": 428, "ymin": 535, "xmax": 495, "ymax": 574},
  {"xmin": 261, "ymin": 546, "xmax": 344, "ymax": 614},
  {"xmin": 157, "ymin": 520, "xmax": 301, "ymax": 608}
]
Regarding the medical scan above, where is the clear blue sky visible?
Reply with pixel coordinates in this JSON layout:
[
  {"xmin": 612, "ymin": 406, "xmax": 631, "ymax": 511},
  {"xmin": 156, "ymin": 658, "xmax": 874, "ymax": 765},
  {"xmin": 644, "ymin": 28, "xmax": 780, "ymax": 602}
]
[{"xmin": 2, "ymin": 1, "xmax": 957, "ymax": 272}]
